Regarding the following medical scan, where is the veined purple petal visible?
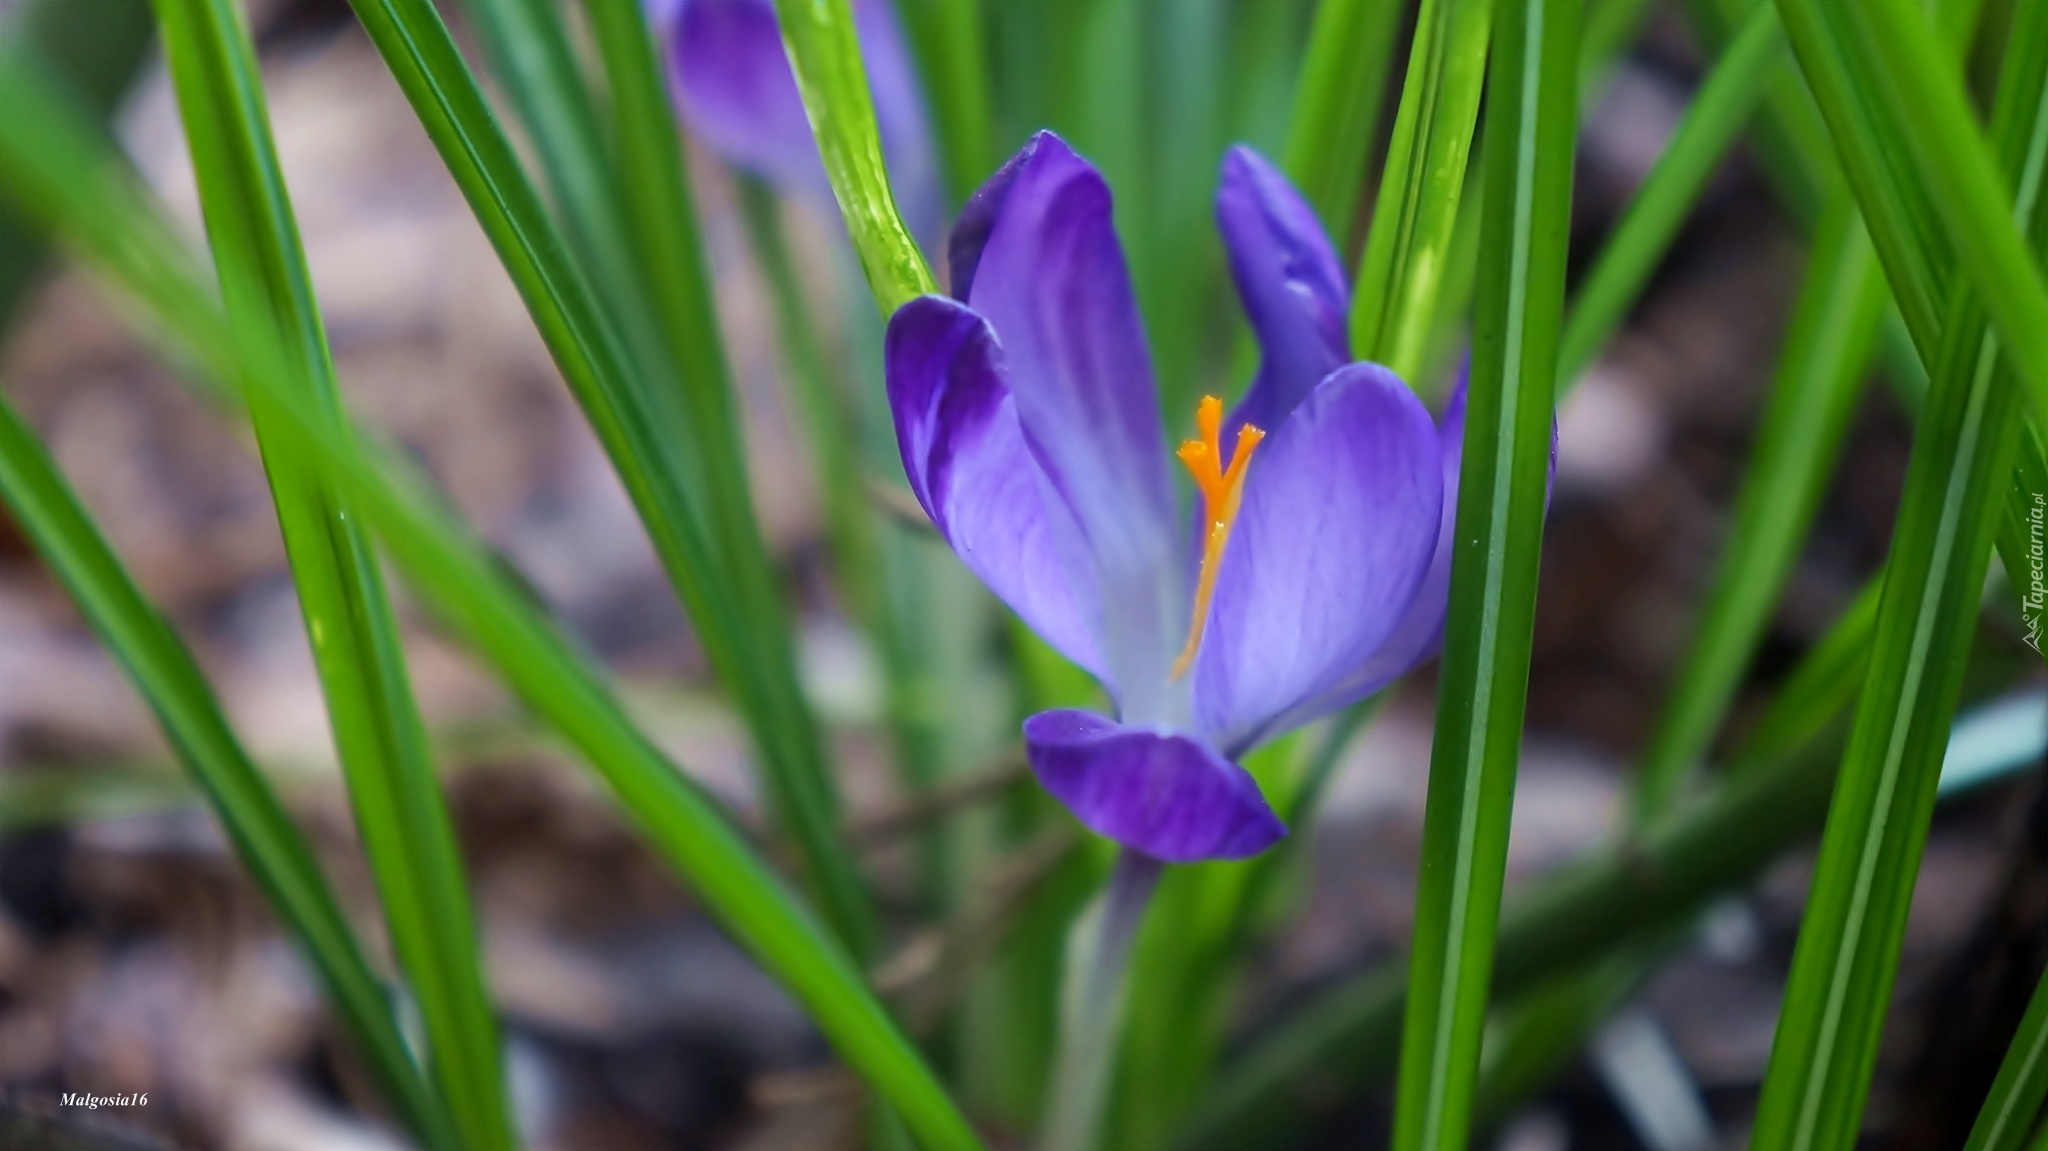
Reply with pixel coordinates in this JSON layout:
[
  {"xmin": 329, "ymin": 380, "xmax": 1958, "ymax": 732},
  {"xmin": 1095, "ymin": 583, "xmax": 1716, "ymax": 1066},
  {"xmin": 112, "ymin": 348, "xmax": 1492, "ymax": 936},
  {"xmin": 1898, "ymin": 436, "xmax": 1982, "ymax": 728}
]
[
  {"xmin": 1236, "ymin": 367, "xmax": 1558, "ymax": 736},
  {"xmin": 885, "ymin": 295, "xmax": 1106, "ymax": 680},
  {"xmin": 1271, "ymin": 378, "xmax": 1467, "ymax": 727},
  {"xmin": 666, "ymin": 0, "xmax": 942, "ymax": 245},
  {"xmin": 964, "ymin": 131, "xmax": 1185, "ymax": 714},
  {"xmin": 1217, "ymin": 146, "xmax": 1351, "ymax": 437},
  {"xmin": 1193, "ymin": 362, "xmax": 1443, "ymax": 752},
  {"xmin": 1025, "ymin": 710, "xmax": 1286, "ymax": 862}
]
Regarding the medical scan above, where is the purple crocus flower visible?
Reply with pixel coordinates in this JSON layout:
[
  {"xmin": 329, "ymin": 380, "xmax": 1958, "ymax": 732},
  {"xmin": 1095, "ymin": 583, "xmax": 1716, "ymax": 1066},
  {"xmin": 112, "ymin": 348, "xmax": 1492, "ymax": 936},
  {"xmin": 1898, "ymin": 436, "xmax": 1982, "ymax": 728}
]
[
  {"xmin": 885, "ymin": 132, "xmax": 1469, "ymax": 863},
  {"xmin": 660, "ymin": 0, "xmax": 944, "ymax": 249}
]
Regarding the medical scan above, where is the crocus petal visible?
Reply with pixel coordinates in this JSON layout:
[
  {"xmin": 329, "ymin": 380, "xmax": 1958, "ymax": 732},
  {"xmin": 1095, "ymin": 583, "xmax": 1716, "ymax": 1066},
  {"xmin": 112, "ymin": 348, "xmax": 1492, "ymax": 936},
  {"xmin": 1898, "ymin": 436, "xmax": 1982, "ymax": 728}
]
[
  {"xmin": 1217, "ymin": 146, "xmax": 1352, "ymax": 437},
  {"xmin": 964, "ymin": 131, "xmax": 1185, "ymax": 713},
  {"xmin": 1277, "ymin": 379, "xmax": 1466, "ymax": 723},
  {"xmin": 667, "ymin": 0, "xmax": 942, "ymax": 245},
  {"xmin": 946, "ymin": 135, "xmax": 1035, "ymax": 302},
  {"xmin": 885, "ymin": 295, "xmax": 1106, "ymax": 680},
  {"xmin": 668, "ymin": 0, "xmax": 824, "ymax": 195},
  {"xmin": 1025, "ymin": 710, "xmax": 1286, "ymax": 862},
  {"xmin": 1244, "ymin": 369, "xmax": 1560, "ymax": 735},
  {"xmin": 1194, "ymin": 362, "xmax": 1443, "ymax": 752}
]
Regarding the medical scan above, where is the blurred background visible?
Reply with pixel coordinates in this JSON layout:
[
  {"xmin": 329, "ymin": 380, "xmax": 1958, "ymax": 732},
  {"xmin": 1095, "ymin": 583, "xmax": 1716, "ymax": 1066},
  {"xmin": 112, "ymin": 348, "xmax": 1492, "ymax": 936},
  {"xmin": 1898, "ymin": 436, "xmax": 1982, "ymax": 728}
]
[{"xmin": 0, "ymin": 0, "xmax": 2041, "ymax": 1148}]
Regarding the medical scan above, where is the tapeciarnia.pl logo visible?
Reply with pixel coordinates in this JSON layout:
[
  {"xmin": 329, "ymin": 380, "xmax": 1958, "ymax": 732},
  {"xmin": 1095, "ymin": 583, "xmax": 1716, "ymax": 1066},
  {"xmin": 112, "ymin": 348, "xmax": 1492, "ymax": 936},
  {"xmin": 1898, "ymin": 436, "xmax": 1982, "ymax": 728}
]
[
  {"xmin": 59, "ymin": 1092, "xmax": 147, "ymax": 1108},
  {"xmin": 2026, "ymin": 492, "xmax": 2046, "ymax": 653}
]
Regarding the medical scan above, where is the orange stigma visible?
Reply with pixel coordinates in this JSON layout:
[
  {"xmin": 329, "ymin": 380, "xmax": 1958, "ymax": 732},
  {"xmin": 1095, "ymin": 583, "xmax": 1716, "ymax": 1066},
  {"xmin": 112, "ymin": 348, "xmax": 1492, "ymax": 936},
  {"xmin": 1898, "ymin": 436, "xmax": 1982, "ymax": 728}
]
[{"xmin": 1171, "ymin": 395, "xmax": 1264, "ymax": 679}]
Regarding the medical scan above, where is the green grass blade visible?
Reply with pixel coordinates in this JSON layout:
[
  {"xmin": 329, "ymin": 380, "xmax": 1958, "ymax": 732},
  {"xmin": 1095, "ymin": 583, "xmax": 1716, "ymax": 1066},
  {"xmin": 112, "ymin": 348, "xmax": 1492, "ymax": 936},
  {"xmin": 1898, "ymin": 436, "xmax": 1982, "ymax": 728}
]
[
  {"xmin": 578, "ymin": 0, "xmax": 872, "ymax": 956},
  {"xmin": 1631, "ymin": 197, "xmax": 1882, "ymax": 819},
  {"xmin": 1682, "ymin": 0, "xmax": 1835, "ymax": 226},
  {"xmin": 0, "ymin": 56, "xmax": 985, "ymax": 1149},
  {"xmin": 773, "ymin": 0, "xmax": 936, "ymax": 311},
  {"xmin": 339, "ymin": 0, "xmax": 875, "ymax": 955},
  {"xmin": 148, "ymin": 0, "xmax": 514, "ymax": 1143},
  {"xmin": 0, "ymin": 0, "xmax": 154, "ymax": 332},
  {"xmin": 1183, "ymin": 626, "xmax": 1866, "ymax": 1150},
  {"xmin": 0, "ymin": 57, "xmax": 451, "ymax": 1142},
  {"xmin": 1285, "ymin": 0, "xmax": 1407, "ymax": 251},
  {"xmin": 1795, "ymin": 0, "xmax": 2048, "ymax": 404},
  {"xmin": 736, "ymin": 179, "xmax": 882, "ymax": 654},
  {"xmin": 1578, "ymin": 0, "xmax": 1653, "ymax": 82},
  {"xmin": 1351, "ymin": 0, "xmax": 1493, "ymax": 381},
  {"xmin": 451, "ymin": 0, "xmax": 630, "ymax": 299},
  {"xmin": 1557, "ymin": 0, "xmax": 1782, "ymax": 382},
  {"xmin": 896, "ymin": 0, "xmax": 996, "ymax": 206},
  {"xmin": 1392, "ymin": 0, "xmax": 1576, "ymax": 1145},
  {"xmin": 1966, "ymin": 966, "xmax": 2048, "ymax": 1151},
  {"xmin": 0, "ymin": 389, "xmax": 457, "ymax": 1148},
  {"xmin": 1769, "ymin": 0, "xmax": 1944, "ymax": 342},
  {"xmin": 1749, "ymin": 2, "xmax": 2048, "ymax": 1144}
]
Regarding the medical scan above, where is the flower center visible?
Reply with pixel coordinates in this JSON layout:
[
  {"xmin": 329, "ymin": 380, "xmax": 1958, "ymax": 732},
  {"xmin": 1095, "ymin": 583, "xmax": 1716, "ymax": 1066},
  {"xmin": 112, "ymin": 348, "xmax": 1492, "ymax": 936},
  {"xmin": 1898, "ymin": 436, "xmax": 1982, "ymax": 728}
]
[{"xmin": 1171, "ymin": 395, "xmax": 1265, "ymax": 680}]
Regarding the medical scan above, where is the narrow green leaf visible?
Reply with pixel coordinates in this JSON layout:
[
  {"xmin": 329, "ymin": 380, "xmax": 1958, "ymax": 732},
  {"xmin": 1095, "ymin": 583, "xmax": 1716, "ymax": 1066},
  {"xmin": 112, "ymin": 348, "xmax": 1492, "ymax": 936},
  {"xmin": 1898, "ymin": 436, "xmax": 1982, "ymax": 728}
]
[
  {"xmin": 1750, "ymin": 0, "xmax": 2048, "ymax": 1144},
  {"xmin": 1966, "ymin": 966, "xmax": 2048, "ymax": 1151},
  {"xmin": 452, "ymin": 0, "xmax": 630, "ymax": 303},
  {"xmin": 0, "ymin": 0, "xmax": 154, "ymax": 332},
  {"xmin": 1557, "ymin": 0, "xmax": 1783, "ymax": 383},
  {"xmin": 1285, "ymin": 0, "xmax": 1407, "ymax": 252},
  {"xmin": 0, "ymin": 56, "xmax": 985, "ymax": 1150},
  {"xmin": 340, "ymin": 0, "xmax": 875, "ymax": 955},
  {"xmin": 1393, "ymin": 0, "xmax": 1576, "ymax": 1145},
  {"xmin": 148, "ymin": 0, "xmax": 513, "ymax": 1143},
  {"xmin": 580, "ymin": 0, "xmax": 873, "ymax": 958},
  {"xmin": 1631, "ymin": 197, "xmax": 1882, "ymax": 819},
  {"xmin": 1681, "ymin": 0, "xmax": 1835, "ymax": 226},
  {"xmin": 1351, "ymin": 0, "xmax": 1493, "ymax": 381},
  {"xmin": 0, "ymin": 369, "xmax": 449, "ymax": 1146},
  {"xmin": 734, "ymin": 178, "xmax": 957, "ymax": 920},
  {"xmin": 773, "ymin": 0, "xmax": 937, "ymax": 311},
  {"xmin": 1819, "ymin": 0, "xmax": 2048, "ymax": 414},
  {"xmin": 1183, "ymin": 657, "xmax": 1860, "ymax": 1150},
  {"xmin": 1578, "ymin": 0, "xmax": 1653, "ymax": 82},
  {"xmin": 896, "ymin": 0, "xmax": 996, "ymax": 206}
]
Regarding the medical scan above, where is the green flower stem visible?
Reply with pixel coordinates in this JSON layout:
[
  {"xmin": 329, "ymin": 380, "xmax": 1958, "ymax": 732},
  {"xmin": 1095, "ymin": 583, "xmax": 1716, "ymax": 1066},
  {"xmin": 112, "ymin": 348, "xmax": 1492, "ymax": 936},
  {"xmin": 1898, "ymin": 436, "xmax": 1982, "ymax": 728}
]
[
  {"xmin": 773, "ymin": 0, "xmax": 937, "ymax": 312},
  {"xmin": 1042, "ymin": 850, "xmax": 1163, "ymax": 1151}
]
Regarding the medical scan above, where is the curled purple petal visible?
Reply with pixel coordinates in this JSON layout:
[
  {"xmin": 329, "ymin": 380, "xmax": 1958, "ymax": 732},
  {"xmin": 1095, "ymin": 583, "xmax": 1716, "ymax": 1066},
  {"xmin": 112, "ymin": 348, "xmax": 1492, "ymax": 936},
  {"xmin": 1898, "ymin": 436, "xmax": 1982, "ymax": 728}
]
[
  {"xmin": 964, "ymin": 131, "xmax": 1184, "ymax": 712},
  {"xmin": 1217, "ymin": 146, "xmax": 1351, "ymax": 437},
  {"xmin": 1024, "ymin": 710, "xmax": 1286, "ymax": 862},
  {"xmin": 885, "ymin": 295, "xmax": 1106, "ymax": 680},
  {"xmin": 1193, "ymin": 362, "xmax": 1444, "ymax": 752},
  {"xmin": 947, "ymin": 134, "xmax": 1038, "ymax": 302}
]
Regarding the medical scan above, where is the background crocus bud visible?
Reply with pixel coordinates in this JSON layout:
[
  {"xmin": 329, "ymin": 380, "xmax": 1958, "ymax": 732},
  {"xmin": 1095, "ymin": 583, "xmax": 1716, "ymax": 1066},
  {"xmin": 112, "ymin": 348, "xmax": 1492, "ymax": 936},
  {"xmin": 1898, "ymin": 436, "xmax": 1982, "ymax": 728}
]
[{"xmin": 661, "ymin": 0, "xmax": 944, "ymax": 251}]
